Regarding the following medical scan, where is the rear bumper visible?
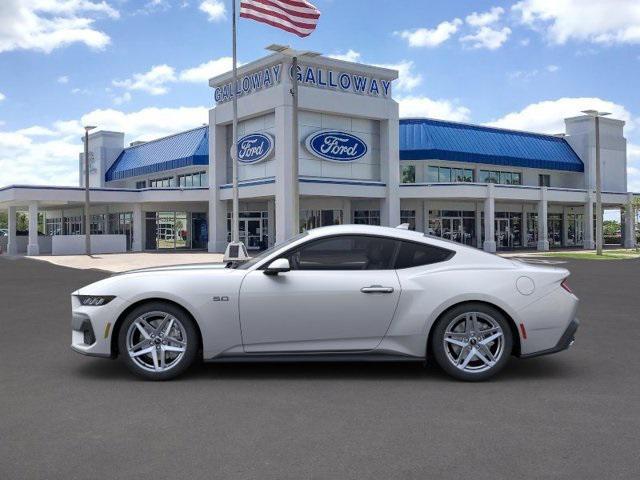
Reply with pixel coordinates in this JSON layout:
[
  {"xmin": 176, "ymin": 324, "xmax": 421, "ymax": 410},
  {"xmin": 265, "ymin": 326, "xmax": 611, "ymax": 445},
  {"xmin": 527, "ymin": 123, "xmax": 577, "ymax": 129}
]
[{"xmin": 520, "ymin": 318, "xmax": 579, "ymax": 359}]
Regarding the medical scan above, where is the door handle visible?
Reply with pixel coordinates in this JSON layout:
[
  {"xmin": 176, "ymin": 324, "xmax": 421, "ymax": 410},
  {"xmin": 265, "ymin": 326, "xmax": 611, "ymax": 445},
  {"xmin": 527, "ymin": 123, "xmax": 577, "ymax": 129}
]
[{"xmin": 360, "ymin": 285, "xmax": 394, "ymax": 294}]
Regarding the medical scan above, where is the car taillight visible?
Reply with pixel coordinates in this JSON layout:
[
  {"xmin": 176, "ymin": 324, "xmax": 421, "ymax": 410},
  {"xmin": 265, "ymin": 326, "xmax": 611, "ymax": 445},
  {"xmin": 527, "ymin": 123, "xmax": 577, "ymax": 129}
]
[{"xmin": 561, "ymin": 279, "xmax": 573, "ymax": 294}]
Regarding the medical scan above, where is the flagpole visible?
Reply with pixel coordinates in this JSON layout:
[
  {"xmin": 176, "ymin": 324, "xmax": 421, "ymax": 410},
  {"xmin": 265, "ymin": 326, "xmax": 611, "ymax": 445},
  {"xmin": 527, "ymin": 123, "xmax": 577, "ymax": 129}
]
[
  {"xmin": 291, "ymin": 55, "xmax": 300, "ymax": 235},
  {"xmin": 231, "ymin": 0, "xmax": 240, "ymax": 245}
]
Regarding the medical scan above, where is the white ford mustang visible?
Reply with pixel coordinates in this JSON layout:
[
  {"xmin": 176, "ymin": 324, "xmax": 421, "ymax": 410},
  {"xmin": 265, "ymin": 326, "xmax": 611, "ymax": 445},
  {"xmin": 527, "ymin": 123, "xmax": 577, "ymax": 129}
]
[{"xmin": 71, "ymin": 224, "xmax": 579, "ymax": 381}]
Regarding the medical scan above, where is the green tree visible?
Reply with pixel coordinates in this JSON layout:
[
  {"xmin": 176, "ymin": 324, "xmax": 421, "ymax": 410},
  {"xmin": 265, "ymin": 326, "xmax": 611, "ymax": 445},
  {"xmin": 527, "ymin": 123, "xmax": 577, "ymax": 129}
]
[{"xmin": 0, "ymin": 211, "xmax": 6, "ymax": 230}]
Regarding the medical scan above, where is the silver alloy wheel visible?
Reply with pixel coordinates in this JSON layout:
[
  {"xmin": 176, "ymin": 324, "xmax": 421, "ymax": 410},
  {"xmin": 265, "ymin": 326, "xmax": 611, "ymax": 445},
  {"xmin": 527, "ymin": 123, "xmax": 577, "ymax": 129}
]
[
  {"xmin": 443, "ymin": 312, "xmax": 505, "ymax": 373},
  {"xmin": 126, "ymin": 311, "xmax": 187, "ymax": 373}
]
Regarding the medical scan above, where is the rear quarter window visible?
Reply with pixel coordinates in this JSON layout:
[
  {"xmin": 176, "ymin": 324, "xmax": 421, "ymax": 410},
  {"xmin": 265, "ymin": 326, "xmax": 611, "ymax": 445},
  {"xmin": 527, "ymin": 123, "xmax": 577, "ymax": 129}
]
[{"xmin": 395, "ymin": 240, "xmax": 455, "ymax": 269}]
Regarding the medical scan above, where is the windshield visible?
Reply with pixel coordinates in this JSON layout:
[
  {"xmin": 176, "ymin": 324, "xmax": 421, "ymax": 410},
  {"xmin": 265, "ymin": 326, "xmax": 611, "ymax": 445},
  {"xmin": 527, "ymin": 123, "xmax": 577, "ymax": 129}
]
[{"xmin": 232, "ymin": 232, "xmax": 309, "ymax": 270}]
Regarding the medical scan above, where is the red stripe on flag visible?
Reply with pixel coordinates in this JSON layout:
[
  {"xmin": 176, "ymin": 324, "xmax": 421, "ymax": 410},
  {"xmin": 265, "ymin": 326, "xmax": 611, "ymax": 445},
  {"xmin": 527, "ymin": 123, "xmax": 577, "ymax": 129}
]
[
  {"xmin": 249, "ymin": 0, "xmax": 320, "ymax": 18},
  {"xmin": 239, "ymin": 0, "xmax": 320, "ymax": 37},
  {"xmin": 239, "ymin": 11, "xmax": 312, "ymax": 37},
  {"xmin": 240, "ymin": 3, "xmax": 317, "ymax": 29}
]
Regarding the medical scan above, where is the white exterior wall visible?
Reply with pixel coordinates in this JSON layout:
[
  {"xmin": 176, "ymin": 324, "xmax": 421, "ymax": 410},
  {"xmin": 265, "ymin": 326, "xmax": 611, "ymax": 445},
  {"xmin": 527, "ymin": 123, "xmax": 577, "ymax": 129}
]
[
  {"xmin": 565, "ymin": 116, "xmax": 627, "ymax": 193},
  {"xmin": 80, "ymin": 131, "xmax": 125, "ymax": 188}
]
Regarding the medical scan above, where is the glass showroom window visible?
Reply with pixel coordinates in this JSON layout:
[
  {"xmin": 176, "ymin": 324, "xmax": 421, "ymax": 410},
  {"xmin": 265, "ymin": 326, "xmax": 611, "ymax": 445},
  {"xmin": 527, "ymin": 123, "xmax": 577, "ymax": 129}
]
[
  {"xmin": 480, "ymin": 170, "xmax": 522, "ymax": 185},
  {"xmin": 149, "ymin": 177, "xmax": 175, "ymax": 188},
  {"xmin": 300, "ymin": 209, "xmax": 343, "ymax": 232},
  {"xmin": 354, "ymin": 210, "xmax": 381, "ymax": 226},
  {"xmin": 64, "ymin": 216, "xmax": 83, "ymax": 235},
  {"xmin": 429, "ymin": 210, "xmax": 476, "ymax": 246},
  {"xmin": 46, "ymin": 218, "xmax": 63, "ymax": 236},
  {"xmin": 178, "ymin": 171, "xmax": 208, "ymax": 188},
  {"xmin": 400, "ymin": 210, "xmax": 416, "ymax": 230},
  {"xmin": 401, "ymin": 165, "xmax": 416, "ymax": 183},
  {"xmin": 539, "ymin": 174, "xmax": 551, "ymax": 187},
  {"xmin": 90, "ymin": 214, "xmax": 107, "ymax": 235},
  {"xmin": 428, "ymin": 166, "xmax": 473, "ymax": 183},
  {"xmin": 135, "ymin": 180, "xmax": 147, "ymax": 189},
  {"xmin": 108, "ymin": 212, "xmax": 133, "ymax": 250}
]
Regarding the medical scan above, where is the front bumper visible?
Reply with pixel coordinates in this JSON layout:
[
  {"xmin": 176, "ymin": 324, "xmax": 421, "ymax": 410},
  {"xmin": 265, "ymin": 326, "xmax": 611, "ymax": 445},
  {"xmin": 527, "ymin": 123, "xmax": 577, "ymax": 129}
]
[
  {"xmin": 70, "ymin": 296, "xmax": 127, "ymax": 358},
  {"xmin": 520, "ymin": 318, "xmax": 579, "ymax": 359}
]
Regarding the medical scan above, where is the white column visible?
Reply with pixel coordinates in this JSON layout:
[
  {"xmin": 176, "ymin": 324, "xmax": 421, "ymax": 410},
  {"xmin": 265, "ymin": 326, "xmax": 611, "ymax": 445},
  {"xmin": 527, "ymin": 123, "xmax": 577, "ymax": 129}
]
[
  {"xmin": 343, "ymin": 198, "xmax": 352, "ymax": 224},
  {"xmin": 380, "ymin": 117, "xmax": 401, "ymax": 227},
  {"xmin": 132, "ymin": 204, "xmax": 143, "ymax": 252},
  {"xmin": 483, "ymin": 185, "xmax": 496, "ymax": 253},
  {"xmin": 475, "ymin": 202, "xmax": 483, "ymax": 249},
  {"xmin": 267, "ymin": 198, "xmax": 275, "ymax": 247},
  {"xmin": 583, "ymin": 195, "xmax": 595, "ymax": 250},
  {"xmin": 27, "ymin": 203, "xmax": 40, "ymax": 256},
  {"xmin": 537, "ymin": 187, "xmax": 549, "ymax": 251},
  {"xmin": 624, "ymin": 193, "xmax": 636, "ymax": 248},
  {"xmin": 274, "ymin": 104, "xmax": 296, "ymax": 243},
  {"xmin": 7, "ymin": 206, "xmax": 18, "ymax": 255},
  {"xmin": 208, "ymin": 115, "xmax": 231, "ymax": 253}
]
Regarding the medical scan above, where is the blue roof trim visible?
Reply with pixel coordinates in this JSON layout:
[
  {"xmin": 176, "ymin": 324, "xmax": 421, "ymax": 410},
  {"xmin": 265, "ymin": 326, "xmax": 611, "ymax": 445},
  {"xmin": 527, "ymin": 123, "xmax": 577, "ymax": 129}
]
[
  {"xmin": 399, "ymin": 118, "xmax": 584, "ymax": 172},
  {"xmin": 105, "ymin": 126, "xmax": 209, "ymax": 181}
]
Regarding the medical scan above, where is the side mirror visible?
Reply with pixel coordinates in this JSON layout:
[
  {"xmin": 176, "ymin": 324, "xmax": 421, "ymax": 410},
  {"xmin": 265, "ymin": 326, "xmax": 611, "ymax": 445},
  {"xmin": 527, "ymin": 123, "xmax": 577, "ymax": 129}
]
[{"xmin": 264, "ymin": 258, "xmax": 291, "ymax": 275}]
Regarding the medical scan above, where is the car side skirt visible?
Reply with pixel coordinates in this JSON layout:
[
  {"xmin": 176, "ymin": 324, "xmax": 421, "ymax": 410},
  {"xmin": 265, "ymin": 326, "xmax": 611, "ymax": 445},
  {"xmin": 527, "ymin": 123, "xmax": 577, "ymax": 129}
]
[{"xmin": 205, "ymin": 352, "xmax": 425, "ymax": 363}]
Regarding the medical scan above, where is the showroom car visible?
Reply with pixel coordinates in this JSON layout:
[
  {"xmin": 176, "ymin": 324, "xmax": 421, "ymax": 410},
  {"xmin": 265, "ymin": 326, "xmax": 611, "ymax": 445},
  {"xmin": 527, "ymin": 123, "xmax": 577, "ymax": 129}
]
[{"xmin": 71, "ymin": 224, "xmax": 579, "ymax": 381}]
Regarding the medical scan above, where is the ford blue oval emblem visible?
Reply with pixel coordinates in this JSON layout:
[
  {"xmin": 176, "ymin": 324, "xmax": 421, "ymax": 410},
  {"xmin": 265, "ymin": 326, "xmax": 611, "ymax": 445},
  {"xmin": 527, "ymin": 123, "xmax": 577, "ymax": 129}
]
[
  {"xmin": 305, "ymin": 130, "xmax": 368, "ymax": 162},
  {"xmin": 235, "ymin": 133, "xmax": 274, "ymax": 164}
]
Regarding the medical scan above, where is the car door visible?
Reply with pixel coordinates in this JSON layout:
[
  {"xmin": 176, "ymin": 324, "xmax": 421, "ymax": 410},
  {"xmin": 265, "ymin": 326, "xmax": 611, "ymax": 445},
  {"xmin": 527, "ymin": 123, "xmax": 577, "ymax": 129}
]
[{"xmin": 239, "ymin": 235, "xmax": 402, "ymax": 353}]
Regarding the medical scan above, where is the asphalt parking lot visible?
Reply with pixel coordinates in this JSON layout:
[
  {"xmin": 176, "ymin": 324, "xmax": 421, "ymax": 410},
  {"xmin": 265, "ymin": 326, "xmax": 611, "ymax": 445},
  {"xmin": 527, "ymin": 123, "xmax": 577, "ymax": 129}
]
[{"xmin": 1, "ymin": 256, "xmax": 639, "ymax": 480}]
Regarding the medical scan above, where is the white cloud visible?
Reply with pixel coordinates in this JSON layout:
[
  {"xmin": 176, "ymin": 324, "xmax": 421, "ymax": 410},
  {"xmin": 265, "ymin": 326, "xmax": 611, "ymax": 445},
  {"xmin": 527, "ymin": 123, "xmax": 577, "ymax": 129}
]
[
  {"xmin": 0, "ymin": 0, "xmax": 119, "ymax": 54},
  {"xmin": 0, "ymin": 92, "xmax": 5, "ymax": 102},
  {"xmin": 396, "ymin": 19, "xmax": 463, "ymax": 48},
  {"xmin": 486, "ymin": 97, "xmax": 635, "ymax": 134},
  {"xmin": 546, "ymin": 64, "xmax": 560, "ymax": 72},
  {"xmin": 520, "ymin": 38, "xmax": 531, "ymax": 46},
  {"xmin": 179, "ymin": 57, "xmax": 234, "ymax": 82},
  {"xmin": 113, "ymin": 91, "xmax": 132, "ymax": 105},
  {"xmin": 199, "ymin": 0, "xmax": 226, "ymax": 22},
  {"xmin": 328, "ymin": 50, "xmax": 362, "ymax": 63},
  {"xmin": 0, "ymin": 106, "xmax": 209, "ymax": 187},
  {"xmin": 466, "ymin": 7, "xmax": 504, "ymax": 27},
  {"xmin": 398, "ymin": 96, "xmax": 471, "ymax": 122},
  {"xmin": 373, "ymin": 60, "xmax": 422, "ymax": 93},
  {"xmin": 57, "ymin": 75, "xmax": 69, "ymax": 84},
  {"xmin": 113, "ymin": 64, "xmax": 177, "ymax": 95},
  {"xmin": 508, "ymin": 65, "xmax": 560, "ymax": 81},
  {"xmin": 513, "ymin": 0, "xmax": 640, "ymax": 45},
  {"xmin": 461, "ymin": 26, "xmax": 511, "ymax": 50}
]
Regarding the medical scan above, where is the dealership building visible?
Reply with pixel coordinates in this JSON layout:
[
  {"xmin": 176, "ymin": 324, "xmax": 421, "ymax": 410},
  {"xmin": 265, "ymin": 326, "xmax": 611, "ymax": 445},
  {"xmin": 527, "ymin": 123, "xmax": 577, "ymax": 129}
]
[{"xmin": 0, "ymin": 52, "xmax": 637, "ymax": 256}]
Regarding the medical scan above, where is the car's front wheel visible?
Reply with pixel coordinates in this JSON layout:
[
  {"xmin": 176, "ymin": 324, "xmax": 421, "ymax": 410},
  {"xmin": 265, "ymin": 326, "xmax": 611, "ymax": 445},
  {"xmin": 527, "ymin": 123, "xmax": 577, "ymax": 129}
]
[
  {"xmin": 431, "ymin": 303, "xmax": 513, "ymax": 381},
  {"xmin": 118, "ymin": 301, "xmax": 199, "ymax": 380}
]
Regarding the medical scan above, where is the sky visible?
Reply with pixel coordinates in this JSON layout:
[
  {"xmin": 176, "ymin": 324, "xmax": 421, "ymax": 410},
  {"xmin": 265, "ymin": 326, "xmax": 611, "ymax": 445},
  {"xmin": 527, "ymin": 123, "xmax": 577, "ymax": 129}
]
[{"xmin": 1, "ymin": 0, "xmax": 639, "ymax": 195}]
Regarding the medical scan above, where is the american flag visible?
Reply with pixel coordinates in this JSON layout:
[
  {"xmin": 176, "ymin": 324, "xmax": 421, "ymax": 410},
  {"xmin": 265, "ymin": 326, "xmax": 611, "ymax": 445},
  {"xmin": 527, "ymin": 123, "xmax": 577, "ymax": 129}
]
[{"xmin": 240, "ymin": 0, "xmax": 321, "ymax": 38}]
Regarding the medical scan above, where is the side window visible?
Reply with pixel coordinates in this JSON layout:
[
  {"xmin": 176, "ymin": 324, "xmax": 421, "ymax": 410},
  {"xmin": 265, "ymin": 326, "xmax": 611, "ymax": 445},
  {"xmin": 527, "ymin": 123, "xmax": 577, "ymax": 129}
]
[
  {"xmin": 395, "ymin": 241, "xmax": 454, "ymax": 269},
  {"xmin": 285, "ymin": 235, "xmax": 398, "ymax": 271}
]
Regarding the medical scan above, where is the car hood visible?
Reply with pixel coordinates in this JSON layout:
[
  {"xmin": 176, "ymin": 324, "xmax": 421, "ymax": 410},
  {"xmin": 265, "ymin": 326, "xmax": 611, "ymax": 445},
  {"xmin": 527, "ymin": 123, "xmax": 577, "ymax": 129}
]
[{"xmin": 115, "ymin": 263, "xmax": 229, "ymax": 275}]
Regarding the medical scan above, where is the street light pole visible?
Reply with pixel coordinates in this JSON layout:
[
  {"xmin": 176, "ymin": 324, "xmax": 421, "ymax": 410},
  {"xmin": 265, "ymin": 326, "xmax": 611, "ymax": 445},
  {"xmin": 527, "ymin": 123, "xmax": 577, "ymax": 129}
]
[
  {"xmin": 83, "ymin": 125, "xmax": 96, "ymax": 256},
  {"xmin": 582, "ymin": 110, "xmax": 610, "ymax": 256}
]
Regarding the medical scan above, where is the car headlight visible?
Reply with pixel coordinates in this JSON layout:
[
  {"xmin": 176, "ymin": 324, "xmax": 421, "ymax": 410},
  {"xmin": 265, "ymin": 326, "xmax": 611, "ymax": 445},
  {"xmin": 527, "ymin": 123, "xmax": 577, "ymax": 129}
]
[{"xmin": 77, "ymin": 295, "xmax": 115, "ymax": 306}]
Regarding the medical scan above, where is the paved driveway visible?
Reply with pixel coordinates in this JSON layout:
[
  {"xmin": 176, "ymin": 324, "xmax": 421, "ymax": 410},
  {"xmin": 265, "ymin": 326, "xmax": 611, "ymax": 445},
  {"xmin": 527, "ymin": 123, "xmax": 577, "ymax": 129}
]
[{"xmin": 1, "ymin": 256, "xmax": 639, "ymax": 479}]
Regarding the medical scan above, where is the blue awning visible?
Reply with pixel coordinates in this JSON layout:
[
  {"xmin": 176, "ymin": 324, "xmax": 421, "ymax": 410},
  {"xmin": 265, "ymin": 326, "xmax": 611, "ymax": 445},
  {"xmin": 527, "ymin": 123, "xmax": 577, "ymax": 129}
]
[
  {"xmin": 105, "ymin": 126, "xmax": 209, "ymax": 181},
  {"xmin": 399, "ymin": 118, "xmax": 584, "ymax": 172}
]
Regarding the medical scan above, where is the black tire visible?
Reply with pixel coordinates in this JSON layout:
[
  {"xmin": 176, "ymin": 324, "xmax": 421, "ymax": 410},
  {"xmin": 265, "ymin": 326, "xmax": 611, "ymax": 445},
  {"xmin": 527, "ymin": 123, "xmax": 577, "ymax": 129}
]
[
  {"xmin": 118, "ymin": 301, "xmax": 199, "ymax": 380},
  {"xmin": 430, "ymin": 303, "xmax": 513, "ymax": 381}
]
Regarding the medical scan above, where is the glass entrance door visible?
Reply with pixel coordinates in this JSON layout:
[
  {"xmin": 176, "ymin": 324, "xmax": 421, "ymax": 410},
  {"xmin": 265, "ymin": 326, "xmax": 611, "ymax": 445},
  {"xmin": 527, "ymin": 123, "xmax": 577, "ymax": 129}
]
[
  {"xmin": 241, "ymin": 219, "xmax": 263, "ymax": 250},
  {"xmin": 442, "ymin": 218, "xmax": 463, "ymax": 242},
  {"xmin": 496, "ymin": 218, "xmax": 512, "ymax": 249}
]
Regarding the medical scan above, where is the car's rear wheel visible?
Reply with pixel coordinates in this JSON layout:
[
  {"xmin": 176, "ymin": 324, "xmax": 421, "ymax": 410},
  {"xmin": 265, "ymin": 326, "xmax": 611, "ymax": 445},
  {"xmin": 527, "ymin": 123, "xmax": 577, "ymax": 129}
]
[
  {"xmin": 431, "ymin": 303, "xmax": 513, "ymax": 381},
  {"xmin": 118, "ymin": 302, "xmax": 198, "ymax": 380}
]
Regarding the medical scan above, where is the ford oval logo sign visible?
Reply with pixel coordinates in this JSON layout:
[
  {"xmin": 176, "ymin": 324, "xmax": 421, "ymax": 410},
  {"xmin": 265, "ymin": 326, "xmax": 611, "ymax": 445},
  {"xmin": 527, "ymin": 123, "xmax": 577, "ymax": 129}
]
[
  {"xmin": 234, "ymin": 133, "xmax": 274, "ymax": 164},
  {"xmin": 305, "ymin": 130, "xmax": 367, "ymax": 162}
]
